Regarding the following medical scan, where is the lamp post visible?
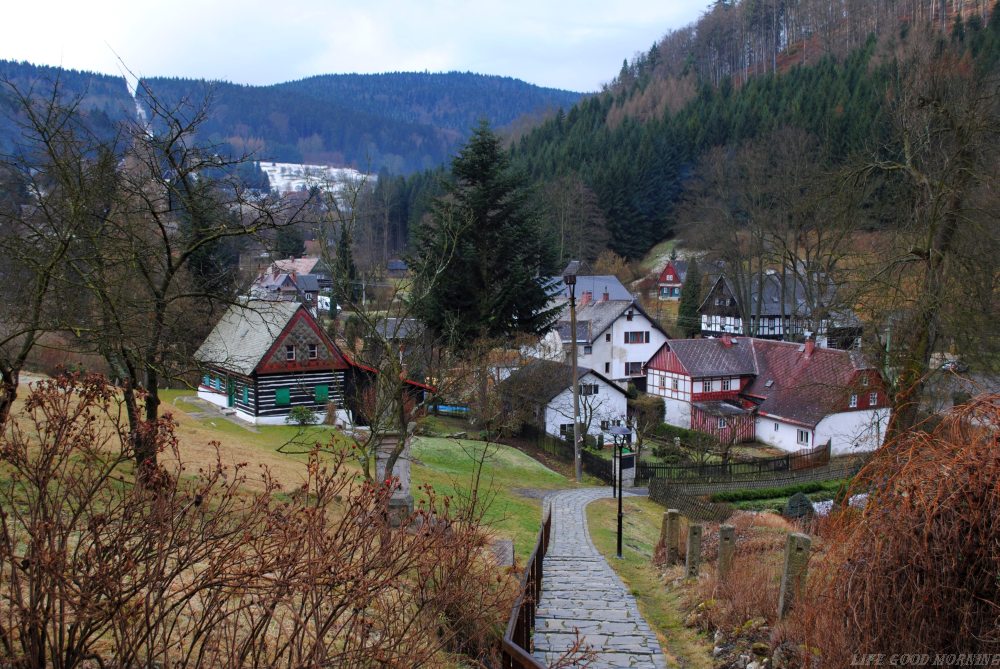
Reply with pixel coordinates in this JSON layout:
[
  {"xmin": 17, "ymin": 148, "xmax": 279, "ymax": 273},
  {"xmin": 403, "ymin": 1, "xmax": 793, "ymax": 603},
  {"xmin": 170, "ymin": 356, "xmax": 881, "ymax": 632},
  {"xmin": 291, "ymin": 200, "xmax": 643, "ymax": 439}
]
[
  {"xmin": 609, "ymin": 425, "xmax": 631, "ymax": 559},
  {"xmin": 563, "ymin": 260, "xmax": 582, "ymax": 483}
]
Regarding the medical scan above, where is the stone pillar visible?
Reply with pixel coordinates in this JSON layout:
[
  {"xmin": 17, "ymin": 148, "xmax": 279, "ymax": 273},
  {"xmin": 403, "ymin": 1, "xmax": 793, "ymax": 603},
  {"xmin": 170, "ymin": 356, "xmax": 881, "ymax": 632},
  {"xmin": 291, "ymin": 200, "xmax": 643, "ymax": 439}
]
[
  {"xmin": 718, "ymin": 524, "xmax": 736, "ymax": 578},
  {"xmin": 374, "ymin": 428, "xmax": 414, "ymax": 527},
  {"xmin": 778, "ymin": 532, "xmax": 812, "ymax": 618},
  {"xmin": 685, "ymin": 523, "xmax": 703, "ymax": 578},
  {"xmin": 660, "ymin": 509, "xmax": 682, "ymax": 565}
]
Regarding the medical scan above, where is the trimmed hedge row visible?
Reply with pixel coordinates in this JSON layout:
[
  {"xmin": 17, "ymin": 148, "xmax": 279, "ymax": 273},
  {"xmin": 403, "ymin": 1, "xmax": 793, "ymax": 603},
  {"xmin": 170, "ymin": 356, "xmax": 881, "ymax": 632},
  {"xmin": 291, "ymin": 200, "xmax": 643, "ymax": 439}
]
[{"xmin": 709, "ymin": 479, "xmax": 847, "ymax": 503}]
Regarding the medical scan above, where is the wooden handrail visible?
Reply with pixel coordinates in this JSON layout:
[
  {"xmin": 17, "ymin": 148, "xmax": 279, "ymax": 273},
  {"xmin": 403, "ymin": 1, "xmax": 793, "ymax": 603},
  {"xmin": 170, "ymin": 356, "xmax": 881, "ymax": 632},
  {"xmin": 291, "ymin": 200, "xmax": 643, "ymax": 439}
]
[{"xmin": 500, "ymin": 510, "xmax": 552, "ymax": 668}]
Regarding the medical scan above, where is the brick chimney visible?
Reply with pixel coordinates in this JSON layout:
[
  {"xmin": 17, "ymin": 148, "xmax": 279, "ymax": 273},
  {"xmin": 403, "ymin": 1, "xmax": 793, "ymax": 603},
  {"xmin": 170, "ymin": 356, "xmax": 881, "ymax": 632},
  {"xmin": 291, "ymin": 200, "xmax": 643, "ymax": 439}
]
[
  {"xmin": 580, "ymin": 291, "xmax": 592, "ymax": 307},
  {"xmin": 804, "ymin": 338, "xmax": 815, "ymax": 359},
  {"xmin": 721, "ymin": 334, "xmax": 733, "ymax": 348},
  {"xmin": 602, "ymin": 288, "xmax": 610, "ymax": 301}
]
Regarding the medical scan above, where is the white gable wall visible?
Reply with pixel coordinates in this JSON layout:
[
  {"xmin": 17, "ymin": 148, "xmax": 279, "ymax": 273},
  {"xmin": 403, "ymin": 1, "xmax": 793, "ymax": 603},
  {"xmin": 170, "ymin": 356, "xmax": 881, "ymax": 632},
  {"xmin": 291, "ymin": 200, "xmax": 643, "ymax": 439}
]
[
  {"xmin": 756, "ymin": 416, "xmax": 811, "ymax": 452},
  {"xmin": 543, "ymin": 371, "xmax": 629, "ymax": 440},
  {"xmin": 815, "ymin": 408, "xmax": 891, "ymax": 455},
  {"xmin": 580, "ymin": 308, "xmax": 667, "ymax": 385}
]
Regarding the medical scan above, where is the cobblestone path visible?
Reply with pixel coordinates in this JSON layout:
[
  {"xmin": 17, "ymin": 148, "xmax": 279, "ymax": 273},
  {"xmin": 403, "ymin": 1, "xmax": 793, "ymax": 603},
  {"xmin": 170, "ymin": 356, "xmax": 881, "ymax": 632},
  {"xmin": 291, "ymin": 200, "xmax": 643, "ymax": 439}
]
[{"xmin": 534, "ymin": 488, "xmax": 668, "ymax": 668}]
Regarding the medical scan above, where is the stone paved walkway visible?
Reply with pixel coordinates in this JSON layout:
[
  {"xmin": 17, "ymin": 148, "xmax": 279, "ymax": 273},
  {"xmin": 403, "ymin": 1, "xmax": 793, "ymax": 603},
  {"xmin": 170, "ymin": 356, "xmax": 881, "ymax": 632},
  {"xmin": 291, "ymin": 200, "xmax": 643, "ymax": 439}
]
[{"xmin": 534, "ymin": 488, "xmax": 668, "ymax": 669}]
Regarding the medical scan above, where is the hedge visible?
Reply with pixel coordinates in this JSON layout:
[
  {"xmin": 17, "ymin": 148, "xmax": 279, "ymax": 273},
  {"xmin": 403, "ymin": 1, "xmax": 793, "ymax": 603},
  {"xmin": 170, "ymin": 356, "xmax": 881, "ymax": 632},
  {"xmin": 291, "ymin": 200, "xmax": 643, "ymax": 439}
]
[{"xmin": 709, "ymin": 479, "xmax": 847, "ymax": 503}]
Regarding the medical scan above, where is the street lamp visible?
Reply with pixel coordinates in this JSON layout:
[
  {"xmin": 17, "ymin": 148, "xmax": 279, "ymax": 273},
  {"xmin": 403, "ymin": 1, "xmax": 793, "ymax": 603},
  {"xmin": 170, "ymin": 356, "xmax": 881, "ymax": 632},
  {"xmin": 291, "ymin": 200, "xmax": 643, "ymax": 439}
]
[
  {"xmin": 609, "ymin": 425, "xmax": 631, "ymax": 559},
  {"xmin": 563, "ymin": 260, "xmax": 582, "ymax": 483}
]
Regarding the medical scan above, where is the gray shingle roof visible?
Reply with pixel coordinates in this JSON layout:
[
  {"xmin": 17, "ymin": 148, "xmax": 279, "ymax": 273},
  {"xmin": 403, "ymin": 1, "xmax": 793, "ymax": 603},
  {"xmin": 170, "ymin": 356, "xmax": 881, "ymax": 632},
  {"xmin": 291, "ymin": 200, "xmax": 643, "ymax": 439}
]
[
  {"xmin": 500, "ymin": 360, "xmax": 624, "ymax": 405},
  {"xmin": 548, "ymin": 275, "xmax": 633, "ymax": 301},
  {"xmin": 556, "ymin": 300, "xmax": 662, "ymax": 345},
  {"xmin": 194, "ymin": 300, "xmax": 301, "ymax": 376}
]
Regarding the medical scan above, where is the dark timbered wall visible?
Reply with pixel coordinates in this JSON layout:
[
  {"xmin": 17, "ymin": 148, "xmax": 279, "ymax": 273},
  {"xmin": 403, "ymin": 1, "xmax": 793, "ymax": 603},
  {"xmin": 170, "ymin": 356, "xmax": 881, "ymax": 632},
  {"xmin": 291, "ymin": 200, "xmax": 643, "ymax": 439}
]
[{"xmin": 256, "ymin": 370, "xmax": 345, "ymax": 418}]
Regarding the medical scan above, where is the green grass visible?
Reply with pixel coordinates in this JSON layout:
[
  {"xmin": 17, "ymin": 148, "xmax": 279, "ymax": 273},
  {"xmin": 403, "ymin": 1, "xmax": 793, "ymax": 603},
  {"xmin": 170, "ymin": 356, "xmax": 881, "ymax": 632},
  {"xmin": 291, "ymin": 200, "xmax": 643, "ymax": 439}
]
[
  {"xmin": 586, "ymin": 497, "xmax": 713, "ymax": 668},
  {"xmin": 638, "ymin": 239, "xmax": 679, "ymax": 274},
  {"xmin": 411, "ymin": 437, "xmax": 570, "ymax": 558}
]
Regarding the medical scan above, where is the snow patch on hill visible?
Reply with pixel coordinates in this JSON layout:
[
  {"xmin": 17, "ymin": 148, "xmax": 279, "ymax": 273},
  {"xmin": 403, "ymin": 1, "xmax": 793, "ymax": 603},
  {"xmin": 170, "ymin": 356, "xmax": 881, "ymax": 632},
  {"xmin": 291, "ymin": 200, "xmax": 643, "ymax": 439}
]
[{"xmin": 258, "ymin": 162, "xmax": 373, "ymax": 194}]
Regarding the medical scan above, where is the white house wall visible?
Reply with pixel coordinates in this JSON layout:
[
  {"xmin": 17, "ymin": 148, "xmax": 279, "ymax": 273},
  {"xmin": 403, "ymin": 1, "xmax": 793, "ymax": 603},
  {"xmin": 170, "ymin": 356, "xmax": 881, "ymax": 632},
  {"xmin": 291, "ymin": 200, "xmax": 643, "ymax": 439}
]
[
  {"xmin": 543, "ymin": 372, "xmax": 629, "ymax": 439},
  {"xmin": 578, "ymin": 309, "xmax": 667, "ymax": 385},
  {"xmin": 755, "ymin": 416, "xmax": 814, "ymax": 452},
  {"xmin": 646, "ymin": 369, "xmax": 693, "ymax": 427},
  {"xmin": 815, "ymin": 408, "xmax": 891, "ymax": 455}
]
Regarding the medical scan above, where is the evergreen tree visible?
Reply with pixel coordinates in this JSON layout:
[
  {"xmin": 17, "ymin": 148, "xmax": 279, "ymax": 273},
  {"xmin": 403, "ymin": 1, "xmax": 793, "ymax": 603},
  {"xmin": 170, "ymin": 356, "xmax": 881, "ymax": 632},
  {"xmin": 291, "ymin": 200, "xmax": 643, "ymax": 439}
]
[
  {"xmin": 410, "ymin": 122, "xmax": 559, "ymax": 349},
  {"xmin": 677, "ymin": 258, "xmax": 703, "ymax": 337},
  {"xmin": 334, "ymin": 225, "xmax": 358, "ymax": 306}
]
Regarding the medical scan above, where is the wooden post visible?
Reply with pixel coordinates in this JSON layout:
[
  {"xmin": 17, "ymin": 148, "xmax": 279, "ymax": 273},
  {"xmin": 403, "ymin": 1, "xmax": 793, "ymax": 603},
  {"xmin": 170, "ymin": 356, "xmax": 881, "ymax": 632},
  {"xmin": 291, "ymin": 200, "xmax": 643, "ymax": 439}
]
[
  {"xmin": 778, "ymin": 532, "xmax": 812, "ymax": 618},
  {"xmin": 718, "ymin": 524, "xmax": 735, "ymax": 578},
  {"xmin": 663, "ymin": 509, "xmax": 682, "ymax": 565},
  {"xmin": 685, "ymin": 523, "xmax": 703, "ymax": 578}
]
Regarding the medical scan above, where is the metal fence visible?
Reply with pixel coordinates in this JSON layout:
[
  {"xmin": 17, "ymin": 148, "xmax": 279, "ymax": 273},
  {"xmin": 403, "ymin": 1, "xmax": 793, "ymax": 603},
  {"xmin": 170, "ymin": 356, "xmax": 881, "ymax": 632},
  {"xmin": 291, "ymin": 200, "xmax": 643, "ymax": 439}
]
[
  {"xmin": 580, "ymin": 449, "xmax": 613, "ymax": 484},
  {"xmin": 500, "ymin": 510, "xmax": 552, "ymax": 668},
  {"xmin": 635, "ymin": 441, "xmax": 831, "ymax": 485}
]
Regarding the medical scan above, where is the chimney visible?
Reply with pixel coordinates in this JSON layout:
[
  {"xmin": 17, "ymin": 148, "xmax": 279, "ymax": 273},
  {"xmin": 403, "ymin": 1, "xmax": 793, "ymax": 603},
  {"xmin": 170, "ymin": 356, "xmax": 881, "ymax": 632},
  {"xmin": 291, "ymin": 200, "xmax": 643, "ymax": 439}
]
[
  {"xmin": 721, "ymin": 334, "xmax": 733, "ymax": 348},
  {"xmin": 580, "ymin": 291, "xmax": 592, "ymax": 307},
  {"xmin": 804, "ymin": 338, "xmax": 815, "ymax": 359},
  {"xmin": 602, "ymin": 288, "xmax": 610, "ymax": 301}
]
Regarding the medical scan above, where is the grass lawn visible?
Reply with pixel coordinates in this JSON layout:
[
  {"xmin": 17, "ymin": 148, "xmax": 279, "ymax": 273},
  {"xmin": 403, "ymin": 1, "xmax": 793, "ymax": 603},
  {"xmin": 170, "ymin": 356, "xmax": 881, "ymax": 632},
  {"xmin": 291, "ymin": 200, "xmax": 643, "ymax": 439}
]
[
  {"xmin": 586, "ymin": 497, "xmax": 713, "ymax": 669},
  {"xmin": 159, "ymin": 389, "xmax": 572, "ymax": 560}
]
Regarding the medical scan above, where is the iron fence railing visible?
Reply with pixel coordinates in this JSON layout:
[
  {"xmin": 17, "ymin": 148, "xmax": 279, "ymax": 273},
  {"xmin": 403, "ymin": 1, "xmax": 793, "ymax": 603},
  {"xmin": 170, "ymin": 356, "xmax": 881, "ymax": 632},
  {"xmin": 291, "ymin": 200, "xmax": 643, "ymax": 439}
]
[{"xmin": 635, "ymin": 441, "xmax": 832, "ymax": 485}]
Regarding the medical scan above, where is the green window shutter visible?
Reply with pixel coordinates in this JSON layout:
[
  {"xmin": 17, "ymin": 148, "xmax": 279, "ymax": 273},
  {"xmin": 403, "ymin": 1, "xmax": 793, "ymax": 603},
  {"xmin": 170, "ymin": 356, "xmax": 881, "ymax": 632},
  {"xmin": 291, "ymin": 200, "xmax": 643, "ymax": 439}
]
[
  {"xmin": 275, "ymin": 388, "xmax": 291, "ymax": 406},
  {"xmin": 314, "ymin": 385, "xmax": 329, "ymax": 403},
  {"xmin": 242, "ymin": 386, "xmax": 249, "ymax": 403}
]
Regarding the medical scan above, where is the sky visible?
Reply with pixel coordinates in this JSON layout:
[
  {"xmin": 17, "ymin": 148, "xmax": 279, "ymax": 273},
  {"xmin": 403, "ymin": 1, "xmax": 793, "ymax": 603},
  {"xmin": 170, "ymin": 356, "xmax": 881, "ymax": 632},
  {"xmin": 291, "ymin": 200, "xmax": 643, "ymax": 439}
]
[{"xmin": 0, "ymin": 1, "xmax": 709, "ymax": 93}]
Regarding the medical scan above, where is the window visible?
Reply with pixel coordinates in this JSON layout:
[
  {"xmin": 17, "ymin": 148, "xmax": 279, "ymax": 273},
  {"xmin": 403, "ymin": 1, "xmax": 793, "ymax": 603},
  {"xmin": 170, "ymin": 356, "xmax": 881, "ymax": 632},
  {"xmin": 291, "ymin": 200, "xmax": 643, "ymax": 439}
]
[
  {"xmin": 672, "ymin": 379, "xmax": 679, "ymax": 391},
  {"xmin": 559, "ymin": 423, "xmax": 573, "ymax": 437},
  {"xmin": 869, "ymin": 392, "xmax": 878, "ymax": 406},
  {"xmin": 605, "ymin": 333, "xmax": 611, "ymax": 342},
  {"xmin": 721, "ymin": 378, "xmax": 732, "ymax": 391},
  {"xmin": 717, "ymin": 417, "xmax": 727, "ymax": 429},
  {"xmin": 308, "ymin": 343, "xmax": 318, "ymax": 359},
  {"xmin": 861, "ymin": 375, "xmax": 869, "ymax": 386},
  {"xmin": 604, "ymin": 362, "xmax": 610, "ymax": 374},
  {"xmin": 715, "ymin": 298, "xmax": 725, "ymax": 306},
  {"xmin": 583, "ymin": 345, "xmax": 592, "ymax": 355},
  {"xmin": 315, "ymin": 385, "xmax": 329, "ymax": 403},
  {"xmin": 285, "ymin": 345, "xmax": 295, "ymax": 361},
  {"xmin": 625, "ymin": 362, "xmax": 643, "ymax": 376},
  {"xmin": 600, "ymin": 420, "xmax": 609, "ymax": 430},
  {"xmin": 849, "ymin": 394, "xmax": 858, "ymax": 408},
  {"xmin": 624, "ymin": 331, "xmax": 650, "ymax": 344},
  {"xmin": 774, "ymin": 422, "xmax": 780, "ymax": 431},
  {"xmin": 797, "ymin": 429, "xmax": 810, "ymax": 445},
  {"xmin": 626, "ymin": 310, "xmax": 634, "ymax": 321},
  {"xmin": 275, "ymin": 388, "xmax": 291, "ymax": 406},
  {"xmin": 579, "ymin": 383, "xmax": 599, "ymax": 396},
  {"xmin": 703, "ymin": 379, "xmax": 713, "ymax": 392}
]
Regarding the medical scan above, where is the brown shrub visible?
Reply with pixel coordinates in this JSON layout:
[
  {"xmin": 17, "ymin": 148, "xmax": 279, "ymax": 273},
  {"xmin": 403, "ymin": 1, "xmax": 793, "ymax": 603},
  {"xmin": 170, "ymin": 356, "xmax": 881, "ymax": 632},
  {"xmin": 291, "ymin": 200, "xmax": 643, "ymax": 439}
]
[
  {"xmin": 787, "ymin": 395, "xmax": 1000, "ymax": 665},
  {"xmin": 0, "ymin": 373, "xmax": 515, "ymax": 668}
]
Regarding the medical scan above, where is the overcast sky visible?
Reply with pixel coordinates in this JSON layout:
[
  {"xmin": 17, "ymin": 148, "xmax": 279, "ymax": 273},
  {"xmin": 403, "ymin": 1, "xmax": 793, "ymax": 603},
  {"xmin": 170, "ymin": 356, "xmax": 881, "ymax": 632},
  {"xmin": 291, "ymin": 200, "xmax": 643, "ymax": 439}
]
[{"xmin": 1, "ymin": 1, "xmax": 708, "ymax": 92}]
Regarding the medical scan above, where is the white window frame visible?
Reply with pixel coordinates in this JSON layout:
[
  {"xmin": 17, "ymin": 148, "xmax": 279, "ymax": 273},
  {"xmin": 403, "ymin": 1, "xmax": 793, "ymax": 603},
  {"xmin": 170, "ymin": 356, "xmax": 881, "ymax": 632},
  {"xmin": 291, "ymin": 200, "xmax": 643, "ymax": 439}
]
[
  {"xmin": 285, "ymin": 345, "xmax": 295, "ymax": 361},
  {"xmin": 625, "ymin": 361, "xmax": 643, "ymax": 376},
  {"xmin": 797, "ymin": 429, "xmax": 810, "ymax": 445},
  {"xmin": 869, "ymin": 392, "xmax": 878, "ymax": 406},
  {"xmin": 717, "ymin": 417, "xmax": 727, "ymax": 429},
  {"xmin": 704, "ymin": 379, "xmax": 713, "ymax": 392},
  {"xmin": 308, "ymin": 343, "xmax": 318, "ymax": 359},
  {"xmin": 721, "ymin": 378, "xmax": 732, "ymax": 391},
  {"xmin": 849, "ymin": 394, "xmax": 858, "ymax": 408}
]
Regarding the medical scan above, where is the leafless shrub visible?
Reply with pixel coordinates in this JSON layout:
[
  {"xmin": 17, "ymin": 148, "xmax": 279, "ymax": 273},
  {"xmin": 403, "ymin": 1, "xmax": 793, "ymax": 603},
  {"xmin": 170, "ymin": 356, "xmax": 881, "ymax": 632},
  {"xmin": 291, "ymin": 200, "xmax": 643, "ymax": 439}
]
[{"xmin": 0, "ymin": 373, "xmax": 516, "ymax": 668}]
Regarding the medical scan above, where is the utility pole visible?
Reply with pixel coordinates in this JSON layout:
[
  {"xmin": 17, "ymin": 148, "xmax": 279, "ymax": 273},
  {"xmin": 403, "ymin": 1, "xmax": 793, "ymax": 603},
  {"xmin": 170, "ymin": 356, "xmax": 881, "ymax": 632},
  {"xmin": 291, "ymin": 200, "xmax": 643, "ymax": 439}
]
[{"xmin": 563, "ymin": 261, "xmax": 582, "ymax": 482}]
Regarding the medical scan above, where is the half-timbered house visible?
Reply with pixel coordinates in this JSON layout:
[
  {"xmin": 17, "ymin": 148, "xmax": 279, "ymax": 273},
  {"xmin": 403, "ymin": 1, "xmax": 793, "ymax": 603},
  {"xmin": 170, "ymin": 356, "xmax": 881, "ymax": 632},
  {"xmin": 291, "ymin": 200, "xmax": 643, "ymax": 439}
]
[
  {"xmin": 646, "ymin": 335, "xmax": 891, "ymax": 454},
  {"xmin": 195, "ymin": 300, "xmax": 351, "ymax": 425}
]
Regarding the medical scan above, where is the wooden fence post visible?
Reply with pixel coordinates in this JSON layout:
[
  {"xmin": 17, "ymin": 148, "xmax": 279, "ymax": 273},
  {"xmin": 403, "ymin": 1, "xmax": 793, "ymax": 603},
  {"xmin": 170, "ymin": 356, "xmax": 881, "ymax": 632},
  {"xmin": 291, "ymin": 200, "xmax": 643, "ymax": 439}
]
[
  {"xmin": 778, "ymin": 532, "xmax": 812, "ymax": 618},
  {"xmin": 685, "ymin": 523, "xmax": 703, "ymax": 578},
  {"xmin": 662, "ymin": 509, "xmax": 681, "ymax": 564},
  {"xmin": 718, "ymin": 524, "xmax": 735, "ymax": 578}
]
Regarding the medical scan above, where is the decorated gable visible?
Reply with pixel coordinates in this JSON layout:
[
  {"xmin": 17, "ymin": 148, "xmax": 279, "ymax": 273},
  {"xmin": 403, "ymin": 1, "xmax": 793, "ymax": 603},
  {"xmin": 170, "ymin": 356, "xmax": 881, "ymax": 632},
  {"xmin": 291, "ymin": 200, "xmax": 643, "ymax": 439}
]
[{"xmin": 256, "ymin": 309, "xmax": 350, "ymax": 374}]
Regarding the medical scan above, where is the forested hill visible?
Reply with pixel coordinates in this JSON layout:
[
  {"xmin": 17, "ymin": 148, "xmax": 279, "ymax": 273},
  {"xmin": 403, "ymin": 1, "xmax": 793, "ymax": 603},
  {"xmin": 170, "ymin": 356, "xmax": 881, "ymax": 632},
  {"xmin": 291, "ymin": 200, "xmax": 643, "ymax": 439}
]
[
  {"xmin": 0, "ymin": 60, "xmax": 135, "ymax": 154},
  {"xmin": 138, "ymin": 73, "xmax": 582, "ymax": 173},
  {"xmin": 500, "ymin": 0, "xmax": 1000, "ymax": 260},
  {"xmin": 504, "ymin": 0, "xmax": 1000, "ymax": 258}
]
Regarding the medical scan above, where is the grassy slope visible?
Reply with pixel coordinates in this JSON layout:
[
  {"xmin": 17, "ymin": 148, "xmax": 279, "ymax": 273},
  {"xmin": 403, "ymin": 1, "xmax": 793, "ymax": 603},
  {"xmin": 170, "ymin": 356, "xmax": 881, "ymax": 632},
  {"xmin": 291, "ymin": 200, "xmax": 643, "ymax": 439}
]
[
  {"xmin": 161, "ymin": 390, "xmax": 569, "ymax": 559},
  {"xmin": 586, "ymin": 497, "xmax": 713, "ymax": 669}
]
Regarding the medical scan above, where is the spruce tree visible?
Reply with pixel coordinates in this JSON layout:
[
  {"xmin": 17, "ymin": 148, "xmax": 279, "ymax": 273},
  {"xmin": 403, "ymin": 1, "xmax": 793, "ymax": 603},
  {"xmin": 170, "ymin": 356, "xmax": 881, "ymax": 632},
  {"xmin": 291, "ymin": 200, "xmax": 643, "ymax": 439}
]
[
  {"xmin": 410, "ymin": 122, "xmax": 559, "ymax": 350},
  {"xmin": 677, "ymin": 258, "xmax": 703, "ymax": 338}
]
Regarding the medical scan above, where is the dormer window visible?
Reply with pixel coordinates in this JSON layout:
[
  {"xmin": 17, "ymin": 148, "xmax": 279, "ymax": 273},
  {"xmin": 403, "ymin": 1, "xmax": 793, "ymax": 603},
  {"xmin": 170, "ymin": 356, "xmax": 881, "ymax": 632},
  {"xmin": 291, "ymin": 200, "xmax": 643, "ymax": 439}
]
[
  {"xmin": 285, "ymin": 345, "xmax": 295, "ymax": 361},
  {"xmin": 626, "ymin": 310, "xmax": 634, "ymax": 321}
]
